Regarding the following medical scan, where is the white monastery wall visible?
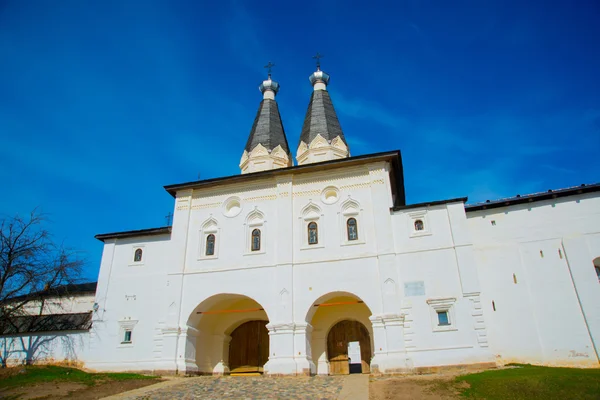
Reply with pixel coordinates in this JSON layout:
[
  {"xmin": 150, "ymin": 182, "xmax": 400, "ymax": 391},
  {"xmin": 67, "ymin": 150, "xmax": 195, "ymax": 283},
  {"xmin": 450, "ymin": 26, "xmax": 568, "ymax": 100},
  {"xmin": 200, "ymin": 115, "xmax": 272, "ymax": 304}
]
[
  {"xmin": 21, "ymin": 294, "xmax": 95, "ymax": 315},
  {"xmin": 390, "ymin": 202, "xmax": 492, "ymax": 368},
  {"xmin": 1, "ymin": 332, "xmax": 90, "ymax": 366},
  {"xmin": 468, "ymin": 193, "xmax": 600, "ymax": 367},
  {"xmin": 87, "ymin": 234, "xmax": 172, "ymax": 372},
  {"xmin": 84, "ymin": 155, "xmax": 598, "ymax": 374}
]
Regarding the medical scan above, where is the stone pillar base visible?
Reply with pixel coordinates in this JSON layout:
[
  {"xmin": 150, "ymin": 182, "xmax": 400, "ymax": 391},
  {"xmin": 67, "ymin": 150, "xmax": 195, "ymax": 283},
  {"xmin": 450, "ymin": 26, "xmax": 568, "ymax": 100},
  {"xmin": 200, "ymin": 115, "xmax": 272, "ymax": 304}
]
[{"xmin": 264, "ymin": 357, "xmax": 298, "ymax": 376}]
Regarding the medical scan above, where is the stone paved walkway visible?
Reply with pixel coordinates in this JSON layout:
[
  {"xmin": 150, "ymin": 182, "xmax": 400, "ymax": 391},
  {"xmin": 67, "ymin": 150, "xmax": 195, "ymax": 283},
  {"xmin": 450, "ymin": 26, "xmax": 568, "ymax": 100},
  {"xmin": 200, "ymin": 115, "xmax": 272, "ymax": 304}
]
[{"xmin": 108, "ymin": 375, "xmax": 351, "ymax": 400}]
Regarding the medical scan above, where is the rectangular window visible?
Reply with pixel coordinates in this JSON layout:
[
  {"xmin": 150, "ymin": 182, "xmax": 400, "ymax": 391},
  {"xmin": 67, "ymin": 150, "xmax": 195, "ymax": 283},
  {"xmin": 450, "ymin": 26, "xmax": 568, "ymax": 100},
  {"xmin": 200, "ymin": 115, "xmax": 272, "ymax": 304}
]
[
  {"xmin": 437, "ymin": 310, "xmax": 450, "ymax": 326},
  {"xmin": 123, "ymin": 329, "xmax": 132, "ymax": 343}
]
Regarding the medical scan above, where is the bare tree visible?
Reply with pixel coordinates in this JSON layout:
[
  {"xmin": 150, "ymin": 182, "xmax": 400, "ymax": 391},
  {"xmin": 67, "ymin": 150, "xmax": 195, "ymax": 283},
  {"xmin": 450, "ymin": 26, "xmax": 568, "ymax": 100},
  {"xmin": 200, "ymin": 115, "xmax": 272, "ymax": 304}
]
[{"xmin": 0, "ymin": 209, "xmax": 84, "ymax": 367}]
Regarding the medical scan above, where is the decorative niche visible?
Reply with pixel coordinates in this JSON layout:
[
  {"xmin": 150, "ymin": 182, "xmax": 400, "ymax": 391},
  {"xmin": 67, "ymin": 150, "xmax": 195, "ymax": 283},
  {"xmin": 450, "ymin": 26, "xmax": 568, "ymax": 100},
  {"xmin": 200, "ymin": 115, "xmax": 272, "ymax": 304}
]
[
  {"xmin": 222, "ymin": 196, "xmax": 242, "ymax": 218},
  {"xmin": 321, "ymin": 186, "xmax": 340, "ymax": 205}
]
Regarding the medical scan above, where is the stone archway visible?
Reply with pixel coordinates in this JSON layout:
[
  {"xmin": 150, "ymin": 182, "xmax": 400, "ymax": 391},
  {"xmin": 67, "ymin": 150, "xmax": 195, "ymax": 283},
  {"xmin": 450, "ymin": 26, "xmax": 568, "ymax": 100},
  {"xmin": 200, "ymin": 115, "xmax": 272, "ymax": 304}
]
[
  {"xmin": 327, "ymin": 320, "xmax": 372, "ymax": 374},
  {"xmin": 305, "ymin": 292, "xmax": 374, "ymax": 375},
  {"xmin": 185, "ymin": 294, "xmax": 270, "ymax": 375}
]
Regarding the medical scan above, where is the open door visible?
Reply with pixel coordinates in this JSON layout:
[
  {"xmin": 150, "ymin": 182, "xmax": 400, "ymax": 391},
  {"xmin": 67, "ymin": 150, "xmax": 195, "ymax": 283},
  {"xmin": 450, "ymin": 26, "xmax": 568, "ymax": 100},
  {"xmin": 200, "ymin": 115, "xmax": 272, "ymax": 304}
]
[{"xmin": 327, "ymin": 320, "xmax": 371, "ymax": 375}]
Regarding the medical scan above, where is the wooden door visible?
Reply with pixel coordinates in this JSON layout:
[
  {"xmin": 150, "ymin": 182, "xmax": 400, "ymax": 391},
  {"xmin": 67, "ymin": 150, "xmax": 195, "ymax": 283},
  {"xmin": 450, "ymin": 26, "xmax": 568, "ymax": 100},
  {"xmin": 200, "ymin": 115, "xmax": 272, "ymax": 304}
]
[
  {"xmin": 327, "ymin": 320, "xmax": 372, "ymax": 375},
  {"xmin": 228, "ymin": 320, "xmax": 269, "ymax": 373}
]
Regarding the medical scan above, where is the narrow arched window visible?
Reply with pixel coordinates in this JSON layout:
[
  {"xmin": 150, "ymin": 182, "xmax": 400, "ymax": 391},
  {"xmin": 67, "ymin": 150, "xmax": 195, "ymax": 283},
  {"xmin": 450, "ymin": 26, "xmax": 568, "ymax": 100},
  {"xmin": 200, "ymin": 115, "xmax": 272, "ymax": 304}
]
[
  {"xmin": 414, "ymin": 219, "xmax": 424, "ymax": 231},
  {"xmin": 205, "ymin": 234, "xmax": 215, "ymax": 256},
  {"xmin": 251, "ymin": 229, "xmax": 261, "ymax": 251},
  {"xmin": 133, "ymin": 248, "xmax": 143, "ymax": 262},
  {"xmin": 347, "ymin": 218, "xmax": 358, "ymax": 241},
  {"xmin": 308, "ymin": 222, "xmax": 318, "ymax": 245},
  {"xmin": 595, "ymin": 266, "xmax": 600, "ymax": 282}
]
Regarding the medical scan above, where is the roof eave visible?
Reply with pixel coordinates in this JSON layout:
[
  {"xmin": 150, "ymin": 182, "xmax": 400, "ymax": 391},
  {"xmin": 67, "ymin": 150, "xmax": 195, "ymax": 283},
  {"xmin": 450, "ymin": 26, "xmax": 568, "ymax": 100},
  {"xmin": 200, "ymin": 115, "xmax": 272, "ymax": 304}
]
[
  {"xmin": 164, "ymin": 150, "xmax": 403, "ymax": 198},
  {"xmin": 465, "ymin": 183, "xmax": 600, "ymax": 212},
  {"xmin": 392, "ymin": 197, "xmax": 468, "ymax": 212},
  {"xmin": 95, "ymin": 226, "xmax": 172, "ymax": 242}
]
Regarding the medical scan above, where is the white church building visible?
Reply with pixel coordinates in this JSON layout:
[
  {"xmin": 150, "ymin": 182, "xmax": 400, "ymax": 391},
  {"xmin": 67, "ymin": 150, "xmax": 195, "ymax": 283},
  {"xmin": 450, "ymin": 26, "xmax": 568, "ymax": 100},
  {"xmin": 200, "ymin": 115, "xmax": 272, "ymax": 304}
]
[{"xmin": 79, "ymin": 64, "xmax": 600, "ymax": 375}]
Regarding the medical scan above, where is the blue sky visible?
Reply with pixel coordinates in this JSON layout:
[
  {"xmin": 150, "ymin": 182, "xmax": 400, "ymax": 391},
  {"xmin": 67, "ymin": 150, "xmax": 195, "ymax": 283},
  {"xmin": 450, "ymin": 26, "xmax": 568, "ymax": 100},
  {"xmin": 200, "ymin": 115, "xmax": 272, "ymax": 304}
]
[{"xmin": 1, "ymin": 0, "xmax": 599, "ymax": 281}]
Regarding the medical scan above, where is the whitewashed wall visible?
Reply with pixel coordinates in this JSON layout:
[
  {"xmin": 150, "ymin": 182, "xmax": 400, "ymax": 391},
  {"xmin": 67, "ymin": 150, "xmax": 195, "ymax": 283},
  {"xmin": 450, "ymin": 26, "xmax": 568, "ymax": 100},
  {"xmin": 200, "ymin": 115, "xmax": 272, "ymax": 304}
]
[
  {"xmin": 86, "ymin": 156, "xmax": 600, "ymax": 374},
  {"xmin": 468, "ymin": 193, "xmax": 600, "ymax": 367},
  {"xmin": 1, "ymin": 332, "xmax": 90, "ymax": 366}
]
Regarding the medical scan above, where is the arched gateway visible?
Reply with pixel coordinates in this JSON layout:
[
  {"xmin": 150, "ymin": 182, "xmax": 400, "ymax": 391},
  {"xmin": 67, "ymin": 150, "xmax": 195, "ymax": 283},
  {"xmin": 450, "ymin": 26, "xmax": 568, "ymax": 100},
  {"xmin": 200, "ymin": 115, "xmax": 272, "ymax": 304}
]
[
  {"xmin": 306, "ymin": 292, "xmax": 374, "ymax": 375},
  {"xmin": 186, "ymin": 294, "xmax": 270, "ymax": 375}
]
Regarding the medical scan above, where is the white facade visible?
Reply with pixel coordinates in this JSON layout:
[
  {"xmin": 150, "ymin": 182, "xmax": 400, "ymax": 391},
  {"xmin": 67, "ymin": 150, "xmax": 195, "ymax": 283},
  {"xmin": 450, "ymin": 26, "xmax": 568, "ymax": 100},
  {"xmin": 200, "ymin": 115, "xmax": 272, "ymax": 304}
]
[{"xmin": 84, "ymin": 151, "xmax": 600, "ymax": 374}]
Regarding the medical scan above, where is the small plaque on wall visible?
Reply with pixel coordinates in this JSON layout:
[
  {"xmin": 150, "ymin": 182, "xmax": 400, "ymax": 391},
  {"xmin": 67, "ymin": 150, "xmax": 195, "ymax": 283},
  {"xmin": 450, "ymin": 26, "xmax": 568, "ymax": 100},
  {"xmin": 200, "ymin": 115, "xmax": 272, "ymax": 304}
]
[{"xmin": 404, "ymin": 281, "xmax": 425, "ymax": 296}]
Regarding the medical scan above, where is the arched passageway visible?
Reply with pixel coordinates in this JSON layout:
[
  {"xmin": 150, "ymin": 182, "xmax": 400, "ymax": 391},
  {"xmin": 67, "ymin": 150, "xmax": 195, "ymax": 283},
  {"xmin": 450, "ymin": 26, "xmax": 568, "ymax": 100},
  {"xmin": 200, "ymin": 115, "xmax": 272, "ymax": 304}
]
[
  {"xmin": 328, "ymin": 320, "xmax": 372, "ymax": 374},
  {"xmin": 186, "ymin": 294, "xmax": 269, "ymax": 375},
  {"xmin": 306, "ymin": 292, "xmax": 374, "ymax": 375}
]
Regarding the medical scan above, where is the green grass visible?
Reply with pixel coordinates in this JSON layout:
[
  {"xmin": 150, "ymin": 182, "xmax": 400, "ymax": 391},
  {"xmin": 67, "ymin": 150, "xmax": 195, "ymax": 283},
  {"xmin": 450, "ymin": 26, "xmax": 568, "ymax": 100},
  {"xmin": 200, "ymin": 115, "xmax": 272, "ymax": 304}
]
[
  {"xmin": 0, "ymin": 365, "xmax": 157, "ymax": 390},
  {"xmin": 455, "ymin": 364, "xmax": 600, "ymax": 400}
]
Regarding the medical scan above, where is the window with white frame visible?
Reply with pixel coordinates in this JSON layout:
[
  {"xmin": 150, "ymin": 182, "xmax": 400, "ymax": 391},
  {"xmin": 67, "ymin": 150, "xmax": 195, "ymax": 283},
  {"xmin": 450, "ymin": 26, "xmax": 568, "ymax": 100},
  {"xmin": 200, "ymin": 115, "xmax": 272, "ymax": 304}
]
[
  {"xmin": 408, "ymin": 210, "xmax": 431, "ymax": 237},
  {"xmin": 300, "ymin": 202, "xmax": 323, "ymax": 249},
  {"xmin": 130, "ymin": 246, "xmax": 145, "ymax": 266},
  {"xmin": 118, "ymin": 320, "xmax": 138, "ymax": 346},
  {"xmin": 340, "ymin": 198, "xmax": 364, "ymax": 245},
  {"xmin": 199, "ymin": 217, "xmax": 219, "ymax": 259},
  {"xmin": 426, "ymin": 298, "xmax": 457, "ymax": 332},
  {"xmin": 245, "ymin": 208, "xmax": 265, "ymax": 254}
]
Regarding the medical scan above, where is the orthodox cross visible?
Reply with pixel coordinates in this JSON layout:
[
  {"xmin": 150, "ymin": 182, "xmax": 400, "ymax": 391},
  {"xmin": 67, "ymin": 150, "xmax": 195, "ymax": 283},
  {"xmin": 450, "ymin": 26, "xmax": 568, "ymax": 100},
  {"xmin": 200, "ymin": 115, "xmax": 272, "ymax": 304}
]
[
  {"xmin": 313, "ymin": 52, "xmax": 324, "ymax": 70},
  {"xmin": 264, "ymin": 61, "xmax": 275, "ymax": 78},
  {"xmin": 164, "ymin": 212, "xmax": 173, "ymax": 226}
]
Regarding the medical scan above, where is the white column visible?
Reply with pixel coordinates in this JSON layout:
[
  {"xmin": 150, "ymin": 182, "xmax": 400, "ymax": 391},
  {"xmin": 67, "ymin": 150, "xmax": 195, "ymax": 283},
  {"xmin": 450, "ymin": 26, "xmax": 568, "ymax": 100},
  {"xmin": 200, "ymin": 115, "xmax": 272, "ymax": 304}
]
[
  {"xmin": 293, "ymin": 323, "xmax": 316, "ymax": 375},
  {"xmin": 369, "ymin": 314, "xmax": 410, "ymax": 373},
  {"xmin": 175, "ymin": 326, "xmax": 199, "ymax": 375},
  {"xmin": 264, "ymin": 323, "xmax": 298, "ymax": 375},
  {"xmin": 369, "ymin": 316, "xmax": 387, "ymax": 373}
]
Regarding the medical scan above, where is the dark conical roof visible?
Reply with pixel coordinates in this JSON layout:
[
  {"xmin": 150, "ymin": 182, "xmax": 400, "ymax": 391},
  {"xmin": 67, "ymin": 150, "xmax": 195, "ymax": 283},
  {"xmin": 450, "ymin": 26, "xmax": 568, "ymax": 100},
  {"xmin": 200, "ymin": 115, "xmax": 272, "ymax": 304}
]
[
  {"xmin": 245, "ymin": 99, "xmax": 290, "ymax": 154},
  {"xmin": 299, "ymin": 90, "xmax": 347, "ymax": 147}
]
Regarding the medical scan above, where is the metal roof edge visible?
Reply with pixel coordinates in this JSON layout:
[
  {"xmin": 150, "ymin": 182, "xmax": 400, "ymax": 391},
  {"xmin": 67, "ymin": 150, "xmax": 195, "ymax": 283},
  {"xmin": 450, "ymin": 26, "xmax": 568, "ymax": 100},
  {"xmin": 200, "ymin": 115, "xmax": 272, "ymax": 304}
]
[
  {"xmin": 392, "ymin": 197, "xmax": 468, "ymax": 212},
  {"xmin": 465, "ymin": 183, "xmax": 600, "ymax": 212},
  {"xmin": 95, "ymin": 226, "xmax": 172, "ymax": 242}
]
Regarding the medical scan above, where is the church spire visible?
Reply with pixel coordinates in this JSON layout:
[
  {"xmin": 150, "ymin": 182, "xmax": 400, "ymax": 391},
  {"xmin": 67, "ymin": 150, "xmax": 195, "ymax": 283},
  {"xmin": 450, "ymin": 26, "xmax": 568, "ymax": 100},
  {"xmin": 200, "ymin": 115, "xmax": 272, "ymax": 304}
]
[
  {"xmin": 240, "ymin": 62, "xmax": 292, "ymax": 174},
  {"xmin": 296, "ymin": 54, "xmax": 349, "ymax": 166}
]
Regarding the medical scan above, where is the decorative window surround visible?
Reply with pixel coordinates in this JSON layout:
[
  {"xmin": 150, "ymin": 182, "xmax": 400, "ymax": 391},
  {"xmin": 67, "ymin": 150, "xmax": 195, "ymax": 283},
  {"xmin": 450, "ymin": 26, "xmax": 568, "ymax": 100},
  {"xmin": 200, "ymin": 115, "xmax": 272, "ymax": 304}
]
[
  {"xmin": 408, "ymin": 210, "xmax": 432, "ymax": 238},
  {"xmin": 244, "ymin": 208, "xmax": 266, "ymax": 255},
  {"xmin": 198, "ymin": 217, "xmax": 219, "ymax": 260},
  {"xmin": 118, "ymin": 319, "xmax": 138, "ymax": 347},
  {"xmin": 300, "ymin": 202, "xmax": 324, "ymax": 250},
  {"xmin": 426, "ymin": 297, "xmax": 457, "ymax": 332},
  {"xmin": 128, "ymin": 245, "xmax": 145, "ymax": 267},
  {"xmin": 340, "ymin": 198, "xmax": 365, "ymax": 246}
]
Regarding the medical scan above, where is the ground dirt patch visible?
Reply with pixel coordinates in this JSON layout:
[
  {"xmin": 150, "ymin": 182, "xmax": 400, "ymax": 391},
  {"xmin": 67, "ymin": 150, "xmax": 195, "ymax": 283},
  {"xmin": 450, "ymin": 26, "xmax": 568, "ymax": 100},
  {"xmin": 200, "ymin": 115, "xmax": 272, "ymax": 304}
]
[
  {"xmin": 0, "ymin": 366, "xmax": 162, "ymax": 400},
  {"xmin": 369, "ymin": 374, "xmax": 466, "ymax": 400},
  {"xmin": 0, "ymin": 378, "xmax": 162, "ymax": 400}
]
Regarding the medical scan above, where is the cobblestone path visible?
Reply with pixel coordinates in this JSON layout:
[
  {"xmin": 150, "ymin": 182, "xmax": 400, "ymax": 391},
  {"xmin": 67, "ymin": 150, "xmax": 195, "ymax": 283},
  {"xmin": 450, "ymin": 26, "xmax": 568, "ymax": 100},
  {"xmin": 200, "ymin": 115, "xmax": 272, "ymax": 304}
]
[{"xmin": 124, "ymin": 375, "xmax": 347, "ymax": 400}]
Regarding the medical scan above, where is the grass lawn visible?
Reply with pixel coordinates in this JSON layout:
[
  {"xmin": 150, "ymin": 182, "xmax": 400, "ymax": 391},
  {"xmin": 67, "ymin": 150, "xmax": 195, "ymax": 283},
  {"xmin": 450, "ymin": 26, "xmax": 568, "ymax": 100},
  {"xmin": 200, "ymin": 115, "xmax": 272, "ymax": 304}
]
[
  {"xmin": 455, "ymin": 364, "xmax": 600, "ymax": 400},
  {"xmin": 0, "ymin": 365, "xmax": 157, "ymax": 390}
]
